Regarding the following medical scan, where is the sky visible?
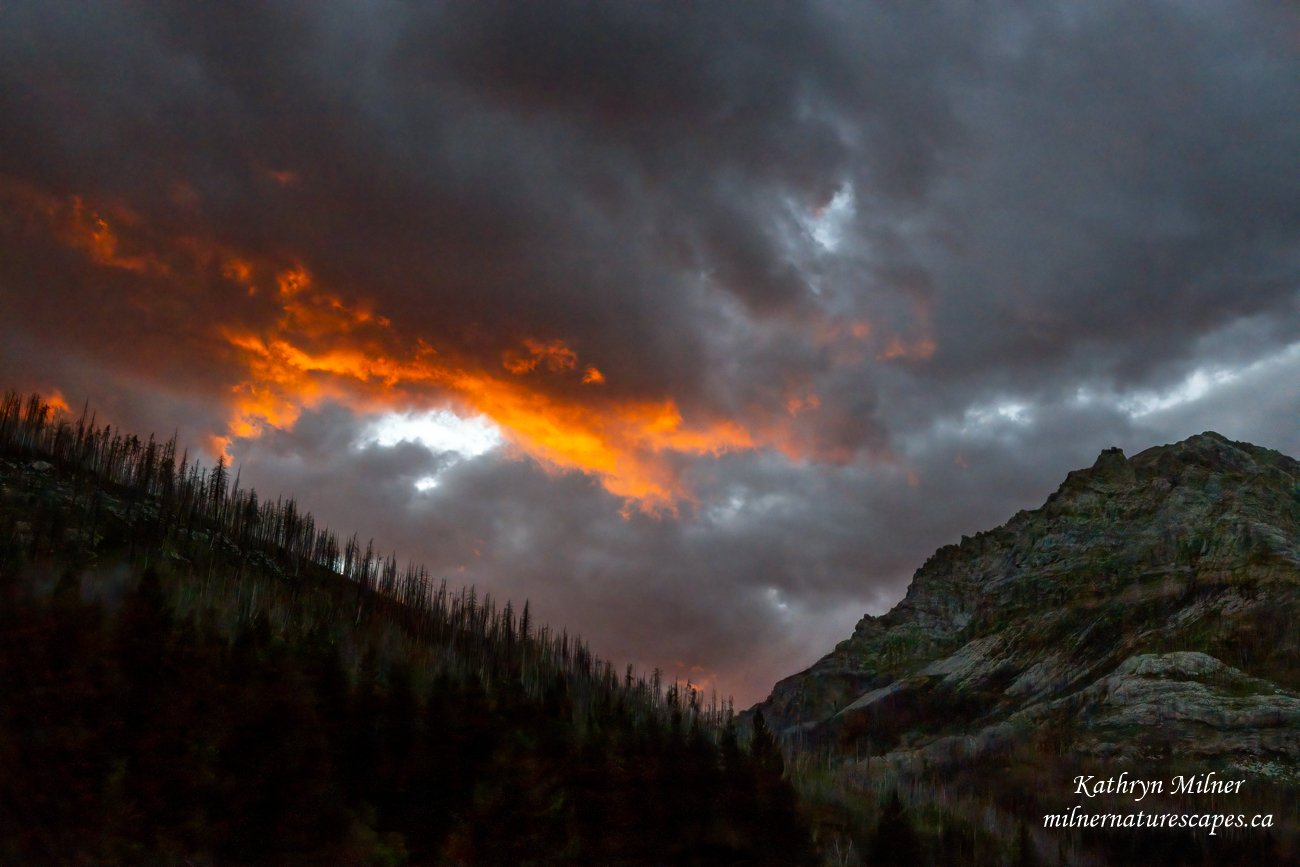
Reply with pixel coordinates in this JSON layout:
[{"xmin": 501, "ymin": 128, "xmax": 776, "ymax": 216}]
[{"xmin": 1, "ymin": 1, "xmax": 1297, "ymax": 706}]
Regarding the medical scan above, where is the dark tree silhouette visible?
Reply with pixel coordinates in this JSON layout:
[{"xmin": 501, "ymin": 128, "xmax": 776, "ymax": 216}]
[{"xmin": 0, "ymin": 391, "xmax": 818, "ymax": 864}]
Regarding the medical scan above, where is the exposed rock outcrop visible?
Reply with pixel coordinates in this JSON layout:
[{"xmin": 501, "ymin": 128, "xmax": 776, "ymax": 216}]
[{"xmin": 754, "ymin": 432, "xmax": 1300, "ymax": 772}]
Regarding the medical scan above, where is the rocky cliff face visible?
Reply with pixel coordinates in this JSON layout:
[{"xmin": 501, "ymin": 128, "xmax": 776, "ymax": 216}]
[{"xmin": 755, "ymin": 432, "xmax": 1300, "ymax": 773}]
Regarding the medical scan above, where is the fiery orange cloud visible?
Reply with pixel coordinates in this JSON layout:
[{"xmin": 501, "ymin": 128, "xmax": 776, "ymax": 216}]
[
  {"xmin": 503, "ymin": 337, "xmax": 579, "ymax": 374},
  {"xmin": 209, "ymin": 265, "xmax": 758, "ymax": 510},
  {"xmin": 446, "ymin": 370, "xmax": 753, "ymax": 509},
  {"xmin": 0, "ymin": 176, "xmax": 168, "ymax": 275},
  {"xmin": 785, "ymin": 391, "xmax": 821, "ymax": 416},
  {"xmin": 670, "ymin": 663, "xmax": 718, "ymax": 698},
  {"xmin": 221, "ymin": 257, "xmax": 253, "ymax": 283},
  {"xmin": 31, "ymin": 389, "xmax": 71, "ymax": 415},
  {"xmin": 13, "ymin": 182, "xmax": 865, "ymax": 512}
]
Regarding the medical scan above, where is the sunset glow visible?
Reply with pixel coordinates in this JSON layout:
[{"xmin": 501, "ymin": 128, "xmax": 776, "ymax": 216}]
[
  {"xmin": 9, "ymin": 183, "xmax": 775, "ymax": 511},
  {"xmin": 5, "ymin": 0, "xmax": 1295, "ymax": 718},
  {"xmin": 220, "ymin": 266, "xmax": 767, "ymax": 510}
]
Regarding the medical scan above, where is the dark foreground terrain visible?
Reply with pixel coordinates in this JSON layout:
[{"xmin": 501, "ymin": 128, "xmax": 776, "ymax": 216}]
[
  {"xmin": 0, "ymin": 393, "xmax": 813, "ymax": 865},
  {"xmin": 6, "ymin": 390, "xmax": 1298, "ymax": 866}
]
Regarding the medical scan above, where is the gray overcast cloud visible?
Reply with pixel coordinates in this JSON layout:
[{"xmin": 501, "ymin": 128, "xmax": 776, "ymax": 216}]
[{"xmin": 1, "ymin": 1, "xmax": 1297, "ymax": 703}]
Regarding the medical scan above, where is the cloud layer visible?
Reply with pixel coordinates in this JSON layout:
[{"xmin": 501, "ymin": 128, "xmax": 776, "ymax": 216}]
[{"xmin": 2, "ymin": 1, "xmax": 1297, "ymax": 703}]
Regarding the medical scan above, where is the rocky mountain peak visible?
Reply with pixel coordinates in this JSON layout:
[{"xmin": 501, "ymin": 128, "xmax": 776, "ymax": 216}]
[{"xmin": 754, "ymin": 432, "xmax": 1300, "ymax": 776}]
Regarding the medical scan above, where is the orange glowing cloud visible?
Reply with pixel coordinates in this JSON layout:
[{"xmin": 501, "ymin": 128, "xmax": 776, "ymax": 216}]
[
  {"xmin": 0, "ymin": 176, "xmax": 168, "ymax": 275},
  {"xmin": 813, "ymin": 317, "xmax": 873, "ymax": 347},
  {"xmin": 445, "ymin": 370, "xmax": 753, "ymax": 509},
  {"xmin": 811, "ymin": 315, "xmax": 877, "ymax": 367},
  {"xmin": 209, "ymin": 264, "xmax": 757, "ymax": 510},
  {"xmin": 60, "ymin": 196, "xmax": 162, "ymax": 274},
  {"xmin": 815, "ymin": 306, "xmax": 936, "ymax": 365},
  {"xmin": 41, "ymin": 390, "xmax": 70, "ymax": 415},
  {"xmin": 876, "ymin": 299, "xmax": 937, "ymax": 362},
  {"xmin": 267, "ymin": 168, "xmax": 300, "ymax": 187},
  {"xmin": 221, "ymin": 256, "xmax": 254, "ymax": 286},
  {"xmin": 503, "ymin": 337, "xmax": 579, "ymax": 374},
  {"xmin": 877, "ymin": 334, "xmax": 937, "ymax": 361},
  {"xmin": 16, "ymin": 182, "xmax": 879, "ymax": 512},
  {"xmin": 671, "ymin": 663, "xmax": 717, "ymax": 698},
  {"xmin": 785, "ymin": 391, "xmax": 821, "ymax": 417}
]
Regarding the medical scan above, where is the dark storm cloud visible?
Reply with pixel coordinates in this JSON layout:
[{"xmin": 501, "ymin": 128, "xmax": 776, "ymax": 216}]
[
  {"xmin": 0, "ymin": 0, "xmax": 965, "ymax": 406},
  {"xmin": 2, "ymin": 1, "xmax": 1297, "ymax": 703},
  {"xmin": 921, "ymin": 4, "xmax": 1300, "ymax": 390},
  {"xmin": 231, "ymin": 406, "xmax": 874, "ymax": 703}
]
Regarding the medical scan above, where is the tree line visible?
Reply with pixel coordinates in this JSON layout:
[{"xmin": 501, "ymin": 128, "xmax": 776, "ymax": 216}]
[{"xmin": 0, "ymin": 391, "xmax": 816, "ymax": 864}]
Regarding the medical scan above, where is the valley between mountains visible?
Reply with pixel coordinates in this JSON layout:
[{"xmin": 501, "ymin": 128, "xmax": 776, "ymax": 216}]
[{"xmin": 3, "ymin": 391, "xmax": 1296, "ymax": 864}]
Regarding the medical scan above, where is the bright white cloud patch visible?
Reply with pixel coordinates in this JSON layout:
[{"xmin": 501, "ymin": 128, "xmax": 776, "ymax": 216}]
[
  {"xmin": 364, "ymin": 409, "xmax": 503, "ymax": 455},
  {"xmin": 805, "ymin": 182, "xmax": 856, "ymax": 252},
  {"xmin": 766, "ymin": 586, "xmax": 790, "ymax": 612},
  {"xmin": 1113, "ymin": 342, "xmax": 1300, "ymax": 420},
  {"xmin": 706, "ymin": 491, "xmax": 749, "ymax": 525},
  {"xmin": 951, "ymin": 399, "xmax": 1035, "ymax": 436},
  {"xmin": 1119, "ymin": 368, "xmax": 1242, "ymax": 418},
  {"xmin": 361, "ymin": 409, "xmax": 504, "ymax": 491}
]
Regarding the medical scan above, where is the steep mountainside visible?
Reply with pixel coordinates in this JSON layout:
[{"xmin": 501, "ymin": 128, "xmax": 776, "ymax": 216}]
[
  {"xmin": 0, "ymin": 393, "xmax": 815, "ymax": 865},
  {"xmin": 757, "ymin": 432, "xmax": 1300, "ymax": 773}
]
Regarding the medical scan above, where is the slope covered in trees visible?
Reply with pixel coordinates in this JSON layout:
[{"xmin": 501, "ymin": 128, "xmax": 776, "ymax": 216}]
[{"xmin": 0, "ymin": 392, "xmax": 815, "ymax": 865}]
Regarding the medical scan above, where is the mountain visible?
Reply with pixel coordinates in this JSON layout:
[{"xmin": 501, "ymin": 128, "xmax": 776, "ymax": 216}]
[
  {"xmin": 754, "ymin": 431, "xmax": 1300, "ymax": 863},
  {"xmin": 0, "ymin": 393, "xmax": 815, "ymax": 865}
]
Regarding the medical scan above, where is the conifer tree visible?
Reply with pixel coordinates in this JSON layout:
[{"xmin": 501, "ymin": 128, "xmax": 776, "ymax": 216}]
[{"xmin": 869, "ymin": 788, "xmax": 922, "ymax": 867}]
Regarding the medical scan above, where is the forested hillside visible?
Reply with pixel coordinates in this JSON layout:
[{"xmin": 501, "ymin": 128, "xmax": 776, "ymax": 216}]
[{"xmin": 0, "ymin": 393, "xmax": 814, "ymax": 865}]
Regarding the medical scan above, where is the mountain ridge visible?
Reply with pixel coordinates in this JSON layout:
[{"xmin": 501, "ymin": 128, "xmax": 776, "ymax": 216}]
[
  {"xmin": 753, "ymin": 430, "xmax": 1300, "ymax": 774},
  {"xmin": 0, "ymin": 391, "xmax": 818, "ymax": 864}
]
